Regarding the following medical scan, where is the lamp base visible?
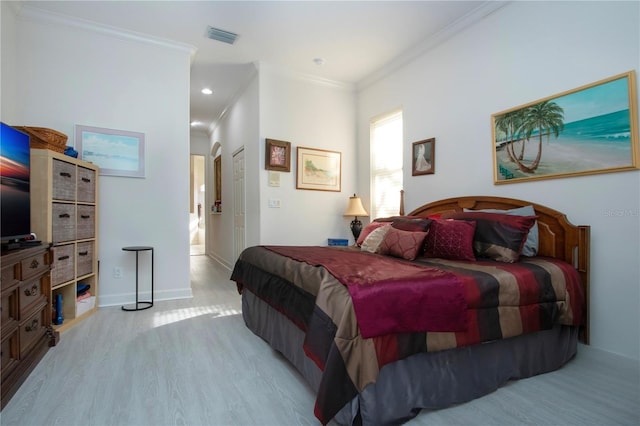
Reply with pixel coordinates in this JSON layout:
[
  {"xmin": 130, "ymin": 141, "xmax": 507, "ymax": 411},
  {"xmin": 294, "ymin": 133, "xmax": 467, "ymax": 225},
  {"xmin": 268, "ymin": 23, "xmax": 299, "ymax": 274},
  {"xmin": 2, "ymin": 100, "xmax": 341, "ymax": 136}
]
[{"xmin": 350, "ymin": 218, "xmax": 363, "ymax": 241}]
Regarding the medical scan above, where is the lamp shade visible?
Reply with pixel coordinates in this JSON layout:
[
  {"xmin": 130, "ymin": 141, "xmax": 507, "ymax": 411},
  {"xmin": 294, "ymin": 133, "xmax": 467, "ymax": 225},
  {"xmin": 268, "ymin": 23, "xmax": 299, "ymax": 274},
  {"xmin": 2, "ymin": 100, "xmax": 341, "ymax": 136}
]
[{"xmin": 344, "ymin": 194, "xmax": 369, "ymax": 217}]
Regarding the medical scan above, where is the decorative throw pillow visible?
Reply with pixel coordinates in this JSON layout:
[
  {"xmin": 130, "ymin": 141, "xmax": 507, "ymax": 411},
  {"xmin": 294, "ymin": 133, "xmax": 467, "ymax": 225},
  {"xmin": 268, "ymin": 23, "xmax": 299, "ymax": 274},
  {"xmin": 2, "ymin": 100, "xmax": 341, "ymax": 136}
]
[
  {"xmin": 423, "ymin": 219, "xmax": 476, "ymax": 261},
  {"xmin": 464, "ymin": 205, "xmax": 538, "ymax": 256},
  {"xmin": 445, "ymin": 212, "xmax": 537, "ymax": 263},
  {"xmin": 378, "ymin": 227, "xmax": 428, "ymax": 261},
  {"xmin": 391, "ymin": 217, "xmax": 433, "ymax": 232},
  {"xmin": 356, "ymin": 221, "xmax": 389, "ymax": 246},
  {"xmin": 360, "ymin": 225, "xmax": 391, "ymax": 253}
]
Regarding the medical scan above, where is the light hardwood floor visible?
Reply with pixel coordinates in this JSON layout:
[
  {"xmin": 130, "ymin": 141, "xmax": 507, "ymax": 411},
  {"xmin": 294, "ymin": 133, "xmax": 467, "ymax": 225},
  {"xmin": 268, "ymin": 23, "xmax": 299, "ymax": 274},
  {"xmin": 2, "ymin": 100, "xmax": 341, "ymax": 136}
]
[{"xmin": 1, "ymin": 255, "xmax": 638, "ymax": 426}]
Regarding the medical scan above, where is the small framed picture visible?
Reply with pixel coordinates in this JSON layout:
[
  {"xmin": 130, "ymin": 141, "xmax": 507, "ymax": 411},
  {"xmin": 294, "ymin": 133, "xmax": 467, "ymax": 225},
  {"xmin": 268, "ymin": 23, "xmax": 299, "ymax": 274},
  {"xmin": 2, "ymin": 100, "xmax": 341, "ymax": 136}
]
[
  {"xmin": 265, "ymin": 138, "xmax": 291, "ymax": 172},
  {"xmin": 412, "ymin": 138, "xmax": 435, "ymax": 176}
]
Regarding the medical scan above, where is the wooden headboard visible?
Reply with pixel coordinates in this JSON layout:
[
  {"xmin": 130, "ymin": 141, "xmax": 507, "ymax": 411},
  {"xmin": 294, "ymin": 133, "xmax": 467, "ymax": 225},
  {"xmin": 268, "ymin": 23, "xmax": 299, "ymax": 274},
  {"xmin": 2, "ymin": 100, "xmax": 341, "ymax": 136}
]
[{"xmin": 408, "ymin": 195, "xmax": 590, "ymax": 343}]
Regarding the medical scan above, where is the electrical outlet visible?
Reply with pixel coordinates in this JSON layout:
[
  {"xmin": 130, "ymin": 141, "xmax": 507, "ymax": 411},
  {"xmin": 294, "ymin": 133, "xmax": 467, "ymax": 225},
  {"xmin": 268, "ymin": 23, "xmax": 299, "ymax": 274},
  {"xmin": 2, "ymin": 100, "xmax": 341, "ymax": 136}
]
[
  {"xmin": 268, "ymin": 199, "xmax": 281, "ymax": 208},
  {"xmin": 113, "ymin": 267, "xmax": 122, "ymax": 279}
]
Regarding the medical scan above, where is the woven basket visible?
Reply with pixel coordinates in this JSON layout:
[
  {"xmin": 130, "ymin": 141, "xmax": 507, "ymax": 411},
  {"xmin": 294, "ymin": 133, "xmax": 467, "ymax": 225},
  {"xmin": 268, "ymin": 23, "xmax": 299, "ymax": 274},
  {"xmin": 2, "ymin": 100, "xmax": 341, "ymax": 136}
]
[{"xmin": 16, "ymin": 126, "xmax": 68, "ymax": 153}]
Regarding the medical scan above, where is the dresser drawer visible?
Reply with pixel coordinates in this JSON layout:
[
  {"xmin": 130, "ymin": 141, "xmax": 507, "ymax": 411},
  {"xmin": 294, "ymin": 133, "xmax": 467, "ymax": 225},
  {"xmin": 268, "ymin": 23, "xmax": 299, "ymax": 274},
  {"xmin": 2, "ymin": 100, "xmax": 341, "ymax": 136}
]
[
  {"xmin": 19, "ymin": 251, "xmax": 48, "ymax": 282},
  {"xmin": 1, "ymin": 289, "xmax": 18, "ymax": 340},
  {"xmin": 51, "ymin": 244, "xmax": 75, "ymax": 287},
  {"xmin": 76, "ymin": 205, "xmax": 95, "ymax": 240},
  {"xmin": 1, "ymin": 331, "xmax": 19, "ymax": 380},
  {"xmin": 76, "ymin": 242, "xmax": 94, "ymax": 277},
  {"xmin": 77, "ymin": 167, "xmax": 96, "ymax": 203},
  {"xmin": 52, "ymin": 203, "xmax": 76, "ymax": 243},
  {"xmin": 1, "ymin": 263, "xmax": 19, "ymax": 288},
  {"xmin": 18, "ymin": 278, "xmax": 45, "ymax": 316},
  {"xmin": 19, "ymin": 307, "xmax": 47, "ymax": 357},
  {"xmin": 52, "ymin": 159, "xmax": 76, "ymax": 201}
]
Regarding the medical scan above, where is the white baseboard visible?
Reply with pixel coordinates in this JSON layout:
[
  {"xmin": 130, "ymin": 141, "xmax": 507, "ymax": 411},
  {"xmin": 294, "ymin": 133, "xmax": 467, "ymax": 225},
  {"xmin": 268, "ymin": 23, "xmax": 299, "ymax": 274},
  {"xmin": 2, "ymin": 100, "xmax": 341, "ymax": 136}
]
[{"xmin": 98, "ymin": 287, "xmax": 193, "ymax": 307}]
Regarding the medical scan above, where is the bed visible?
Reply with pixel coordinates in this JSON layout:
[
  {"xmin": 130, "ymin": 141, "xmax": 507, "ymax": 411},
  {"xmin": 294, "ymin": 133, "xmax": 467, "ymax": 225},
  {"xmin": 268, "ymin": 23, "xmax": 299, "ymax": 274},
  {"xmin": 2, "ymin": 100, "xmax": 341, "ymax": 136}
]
[{"xmin": 230, "ymin": 196, "xmax": 590, "ymax": 425}]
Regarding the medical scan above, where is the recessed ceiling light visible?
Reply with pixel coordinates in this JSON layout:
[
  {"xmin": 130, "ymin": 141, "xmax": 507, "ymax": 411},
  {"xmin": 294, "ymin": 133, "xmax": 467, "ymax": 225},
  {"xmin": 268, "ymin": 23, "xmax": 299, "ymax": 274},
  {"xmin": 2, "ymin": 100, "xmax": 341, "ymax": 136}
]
[
  {"xmin": 201, "ymin": 88, "xmax": 213, "ymax": 95},
  {"xmin": 313, "ymin": 58, "xmax": 325, "ymax": 66}
]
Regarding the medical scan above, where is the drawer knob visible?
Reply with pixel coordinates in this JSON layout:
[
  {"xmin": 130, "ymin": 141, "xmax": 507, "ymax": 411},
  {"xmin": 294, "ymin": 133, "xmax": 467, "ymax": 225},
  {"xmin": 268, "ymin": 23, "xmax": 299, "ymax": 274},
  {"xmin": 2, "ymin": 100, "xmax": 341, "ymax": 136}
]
[
  {"xmin": 59, "ymin": 172, "xmax": 72, "ymax": 178},
  {"xmin": 24, "ymin": 284, "xmax": 38, "ymax": 296},
  {"xmin": 30, "ymin": 259, "xmax": 40, "ymax": 269},
  {"xmin": 81, "ymin": 215, "xmax": 91, "ymax": 219},
  {"xmin": 25, "ymin": 318, "xmax": 39, "ymax": 332},
  {"xmin": 79, "ymin": 251, "xmax": 89, "ymax": 256},
  {"xmin": 82, "ymin": 177, "xmax": 91, "ymax": 183},
  {"xmin": 59, "ymin": 213, "xmax": 71, "ymax": 218},
  {"xmin": 58, "ymin": 255, "xmax": 70, "ymax": 261}
]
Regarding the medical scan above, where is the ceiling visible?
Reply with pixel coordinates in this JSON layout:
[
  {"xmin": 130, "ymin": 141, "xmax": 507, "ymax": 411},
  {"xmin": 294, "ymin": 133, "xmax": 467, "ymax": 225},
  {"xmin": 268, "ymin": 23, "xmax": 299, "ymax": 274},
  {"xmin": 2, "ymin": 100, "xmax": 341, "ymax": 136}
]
[{"xmin": 22, "ymin": 1, "xmax": 505, "ymax": 134}]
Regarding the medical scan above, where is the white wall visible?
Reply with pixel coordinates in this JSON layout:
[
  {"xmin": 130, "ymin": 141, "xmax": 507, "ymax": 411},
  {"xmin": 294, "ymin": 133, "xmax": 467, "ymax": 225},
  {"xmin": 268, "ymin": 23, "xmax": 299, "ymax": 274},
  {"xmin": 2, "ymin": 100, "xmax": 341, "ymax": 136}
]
[
  {"xmin": 207, "ymin": 65, "xmax": 357, "ymax": 267},
  {"xmin": 1, "ymin": 2, "xmax": 19, "ymax": 121},
  {"xmin": 258, "ymin": 65, "xmax": 357, "ymax": 246},
  {"xmin": 12, "ymin": 6, "xmax": 194, "ymax": 306},
  {"xmin": 357, "ymin": 1, "xmax": 640, "ymax": 360}
]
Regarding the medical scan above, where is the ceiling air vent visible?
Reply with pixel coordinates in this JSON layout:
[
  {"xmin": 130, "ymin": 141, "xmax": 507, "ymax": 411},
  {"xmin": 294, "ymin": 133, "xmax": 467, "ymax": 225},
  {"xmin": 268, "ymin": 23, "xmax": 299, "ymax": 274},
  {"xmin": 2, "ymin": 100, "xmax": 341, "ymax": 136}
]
[{"xmin": 206, "ymin": 26, "xmax": 238, "ymax": 45}]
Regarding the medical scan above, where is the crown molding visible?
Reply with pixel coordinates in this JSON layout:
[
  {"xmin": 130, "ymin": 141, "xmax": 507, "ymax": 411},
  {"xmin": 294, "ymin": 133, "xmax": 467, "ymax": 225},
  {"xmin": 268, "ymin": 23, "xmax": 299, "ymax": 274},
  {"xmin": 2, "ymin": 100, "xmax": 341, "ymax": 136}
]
[
  {"xmin": 18, "ymin": 5, "xmax": 197, "ymax": 61},
  {"xmin": 357, "ymin": 1, "xmax": 509, "ymax": 91}
]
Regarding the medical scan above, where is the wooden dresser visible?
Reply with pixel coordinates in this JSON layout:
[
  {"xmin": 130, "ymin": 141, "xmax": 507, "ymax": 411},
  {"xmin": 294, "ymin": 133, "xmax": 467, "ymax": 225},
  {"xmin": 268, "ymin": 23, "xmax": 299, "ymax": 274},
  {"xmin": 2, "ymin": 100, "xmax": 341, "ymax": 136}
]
[{"xmin": 1, "ymin": 244, "xmax": 55, "ymax": 409}]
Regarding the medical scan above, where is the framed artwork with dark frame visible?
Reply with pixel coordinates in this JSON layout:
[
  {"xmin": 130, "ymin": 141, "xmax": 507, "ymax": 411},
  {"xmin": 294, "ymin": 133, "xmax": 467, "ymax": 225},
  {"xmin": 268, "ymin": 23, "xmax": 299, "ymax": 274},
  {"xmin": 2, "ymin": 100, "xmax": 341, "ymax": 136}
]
[
  {"xmin": 492, "ymin": 70, "xmax": 639, "ymax": 184},
  {"xmin": 296, "ymin": 146, "xmax": 341, "ymax": 191},
  {"xmin": 412, "ymin": 138, "xmax": 435, "ymax": 176},
  {"xmin": 265, "ymin": 138, "xmax": 291, "ymax": 172}
]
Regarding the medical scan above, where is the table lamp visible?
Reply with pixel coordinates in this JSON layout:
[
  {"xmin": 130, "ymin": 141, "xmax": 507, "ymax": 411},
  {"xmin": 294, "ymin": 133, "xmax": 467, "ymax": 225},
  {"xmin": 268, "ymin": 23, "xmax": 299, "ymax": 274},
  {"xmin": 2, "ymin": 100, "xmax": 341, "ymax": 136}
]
[{"xmin": 344, "ymin": 194, "xmax": 369, "ymax": 241}]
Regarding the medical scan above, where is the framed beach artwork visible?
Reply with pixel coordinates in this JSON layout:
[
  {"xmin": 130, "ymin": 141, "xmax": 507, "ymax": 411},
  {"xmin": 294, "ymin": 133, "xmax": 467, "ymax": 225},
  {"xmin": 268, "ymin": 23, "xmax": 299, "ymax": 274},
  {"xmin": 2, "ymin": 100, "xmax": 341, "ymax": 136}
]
[
  {"xmin": 412, "ymin": 138, "xmax": 435, "ymax": 176},
  {"xmin": 265, "ymin": 138, "xmax": 291, "ymax": 172},
  {"xmin": 296, "ymin": 147, "xmax": 341, "ymax": 192},
  {"xmin": 492, "ymin": 71, "xmax": 639, "ymax": 184},
  {"xmin": 75, "ymin": 125, "xmax": 145, "ymax": 178}
]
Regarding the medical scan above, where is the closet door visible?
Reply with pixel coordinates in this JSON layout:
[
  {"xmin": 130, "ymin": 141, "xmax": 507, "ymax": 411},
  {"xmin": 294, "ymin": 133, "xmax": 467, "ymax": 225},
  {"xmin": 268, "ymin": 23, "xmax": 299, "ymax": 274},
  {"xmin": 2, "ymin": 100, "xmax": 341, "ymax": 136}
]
[{"xmin": 232, "ymin": 148, "xmax": 245, "ymax": 261}]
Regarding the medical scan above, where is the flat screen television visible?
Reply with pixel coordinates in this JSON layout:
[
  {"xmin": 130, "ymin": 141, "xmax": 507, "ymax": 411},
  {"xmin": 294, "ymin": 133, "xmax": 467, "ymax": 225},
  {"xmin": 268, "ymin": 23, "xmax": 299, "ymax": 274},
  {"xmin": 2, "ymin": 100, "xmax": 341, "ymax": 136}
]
[{"xmin": 1, "ymin": 122, "xmax": 32, "ymax": 244}]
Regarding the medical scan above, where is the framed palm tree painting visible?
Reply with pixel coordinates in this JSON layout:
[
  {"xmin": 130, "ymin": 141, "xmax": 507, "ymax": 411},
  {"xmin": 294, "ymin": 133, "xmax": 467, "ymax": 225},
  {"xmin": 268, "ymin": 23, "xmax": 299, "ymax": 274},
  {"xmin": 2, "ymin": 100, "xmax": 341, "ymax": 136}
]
[{"xmin": 492, "ymin": 71, "xmax": 638, "ymax": 184}]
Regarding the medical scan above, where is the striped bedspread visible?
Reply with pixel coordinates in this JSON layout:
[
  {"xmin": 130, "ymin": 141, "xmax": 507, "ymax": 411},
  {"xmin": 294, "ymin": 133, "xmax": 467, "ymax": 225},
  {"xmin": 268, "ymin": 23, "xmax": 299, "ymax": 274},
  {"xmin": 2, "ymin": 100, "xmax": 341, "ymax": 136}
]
[{"xmin": 230, "ymin": 245, "xmax": 585, "ymax": 425}]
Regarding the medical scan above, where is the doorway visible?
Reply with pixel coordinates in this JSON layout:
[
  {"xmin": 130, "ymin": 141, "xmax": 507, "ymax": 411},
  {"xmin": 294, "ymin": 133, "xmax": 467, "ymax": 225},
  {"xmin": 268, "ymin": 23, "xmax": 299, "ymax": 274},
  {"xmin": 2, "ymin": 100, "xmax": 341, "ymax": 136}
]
[{"xmin": 190, "ymin": 154, "xmax": 206, "ymax": 255}]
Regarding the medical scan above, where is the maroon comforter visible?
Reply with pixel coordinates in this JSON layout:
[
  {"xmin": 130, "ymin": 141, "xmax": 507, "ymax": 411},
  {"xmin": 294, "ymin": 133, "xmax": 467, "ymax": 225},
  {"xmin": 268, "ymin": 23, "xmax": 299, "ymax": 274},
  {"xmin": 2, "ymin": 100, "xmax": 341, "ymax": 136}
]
[
  {"xmin": 265, "ymin": 246, "xmax": 468, "ymax": 338},
  {"xmin": 231, "ymin": 245, "xmax": 585, "ymax": 425}
]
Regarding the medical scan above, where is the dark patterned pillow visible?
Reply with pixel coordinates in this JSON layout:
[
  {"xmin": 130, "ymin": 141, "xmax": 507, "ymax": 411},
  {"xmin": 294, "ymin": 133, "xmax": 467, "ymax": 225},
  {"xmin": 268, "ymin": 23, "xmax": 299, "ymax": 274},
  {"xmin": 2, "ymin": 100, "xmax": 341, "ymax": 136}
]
[
  {"xmin": 423, "ymin": 219, "xmax": 476, "ymax": 261},
  {"xmin": 391, "ymin": 217, "xmax": 433, "ymax": 232},
  {"xmin": 445, "ymin": 211, "xmax": 537, "ymax": 263},
  {"xmin": 378, "ymin": 227, "xmax": 428, "ymax": 261},
  {"xmin": 463, "ymin": 205, "xmax": 538, "ymax": 256}
]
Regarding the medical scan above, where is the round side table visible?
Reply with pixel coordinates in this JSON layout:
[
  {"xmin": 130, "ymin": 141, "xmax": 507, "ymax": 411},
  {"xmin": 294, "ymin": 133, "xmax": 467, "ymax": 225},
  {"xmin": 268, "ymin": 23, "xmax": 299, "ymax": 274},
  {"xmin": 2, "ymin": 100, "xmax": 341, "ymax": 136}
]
[{"xmin": 121, "ymin": 246, "xmax": 154, "ymax": 311}]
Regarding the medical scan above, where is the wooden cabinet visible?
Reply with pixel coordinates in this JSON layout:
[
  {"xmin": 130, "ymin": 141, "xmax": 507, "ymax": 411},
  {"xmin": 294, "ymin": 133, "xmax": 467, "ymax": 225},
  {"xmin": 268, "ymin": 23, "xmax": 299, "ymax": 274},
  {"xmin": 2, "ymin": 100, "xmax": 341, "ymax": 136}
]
[
  {"xmin": 30, "ymin": 149, "xmax": 99, "ymax": 332},
  {"xmin": 1, "ymin": 245, "xmax": 54, "ymax": 409}
]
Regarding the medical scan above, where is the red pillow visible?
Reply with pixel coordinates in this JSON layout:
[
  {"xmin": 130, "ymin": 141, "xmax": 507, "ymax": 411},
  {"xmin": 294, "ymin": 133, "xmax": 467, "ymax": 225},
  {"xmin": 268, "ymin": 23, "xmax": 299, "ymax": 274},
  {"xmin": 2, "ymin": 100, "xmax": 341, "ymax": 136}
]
[
  {"xmin": 424, "ymin": 219, "xmax": 476, "ymax": 261},
  {"xmin": 444, "ymin": 212, "xmax": 537, "ymax": 263},
  {"xmin": 378, "ymin": 227, "xmax": 428, "ymax": 261},
  {"xmin": 356, "ymin": 222, "xmax": 389, "ymax": 246}
]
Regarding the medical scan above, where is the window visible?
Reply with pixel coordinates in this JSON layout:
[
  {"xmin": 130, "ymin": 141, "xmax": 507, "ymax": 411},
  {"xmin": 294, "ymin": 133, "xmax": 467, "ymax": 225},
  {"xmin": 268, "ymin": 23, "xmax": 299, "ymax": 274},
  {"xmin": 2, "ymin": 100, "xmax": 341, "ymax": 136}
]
[{"xmin": 370, "ymin": 110, "xmax": 403, "ymax": 219}]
